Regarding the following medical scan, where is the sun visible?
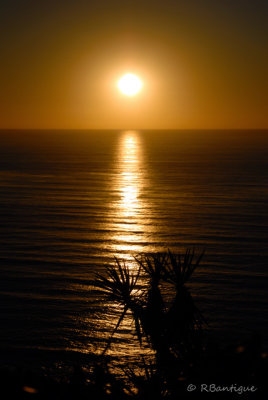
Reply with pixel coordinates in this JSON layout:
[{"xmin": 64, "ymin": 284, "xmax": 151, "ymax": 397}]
[{"xmin": 117, "ymin": 73, "xmax": 143, "ymax": 97}]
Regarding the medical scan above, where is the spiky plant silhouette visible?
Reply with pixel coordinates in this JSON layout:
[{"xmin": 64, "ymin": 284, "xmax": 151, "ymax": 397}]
[
  {"xmin": 95, "ymin": 258, "xmax": 144, "ymax": 353},
  {"xmin": 95, "ymin": 249, "xmax": 205, "ymax": 365}
]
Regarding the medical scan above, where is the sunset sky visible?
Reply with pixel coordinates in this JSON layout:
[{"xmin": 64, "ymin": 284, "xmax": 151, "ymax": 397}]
[{"xmin": 0, "ymin": 0, "xmax": 267, "ymax": 129}]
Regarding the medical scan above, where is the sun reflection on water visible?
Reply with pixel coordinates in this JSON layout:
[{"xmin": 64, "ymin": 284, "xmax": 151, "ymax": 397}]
[
  {"xmin": 88, "ymin": 131, "xmax": 155, "ymax": 360},
  {"xmin": 110, "ymin": 130, "xmax": 149, "ymax": 259},
  {"xmin": 119, "ymin": 133, "xmax": 142, "ymax": 218}
]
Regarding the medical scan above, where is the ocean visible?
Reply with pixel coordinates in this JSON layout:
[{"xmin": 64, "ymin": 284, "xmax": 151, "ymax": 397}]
[{"xmin": 0, "ymin": 129, "xmax": 267, "ymax": 369}]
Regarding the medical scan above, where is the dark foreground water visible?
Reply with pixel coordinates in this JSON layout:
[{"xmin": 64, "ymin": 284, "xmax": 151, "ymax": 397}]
[{"xmin": 0, "ymin": 129, "xmax": 267, "ymax": 369}]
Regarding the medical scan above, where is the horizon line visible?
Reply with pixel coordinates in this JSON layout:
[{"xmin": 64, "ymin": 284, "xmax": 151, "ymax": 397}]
[{"xmin": 0, "ymin": 128, "xmax": 268, "ymax": 131}]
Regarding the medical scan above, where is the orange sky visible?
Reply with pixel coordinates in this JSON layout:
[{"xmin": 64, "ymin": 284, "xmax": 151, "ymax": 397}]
[{"xmin": 0, "ymin": 0, "xmax": 267, "ymax": 129}]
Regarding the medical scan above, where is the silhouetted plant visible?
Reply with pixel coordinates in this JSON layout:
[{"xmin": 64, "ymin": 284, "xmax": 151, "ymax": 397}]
[
  {"xmin": 95, "ymin": 258, "xmax": 144, "ymax": 352},
  {"xmin": 94, "ymin": 249, "xmax": 205, "ymax": 382}
]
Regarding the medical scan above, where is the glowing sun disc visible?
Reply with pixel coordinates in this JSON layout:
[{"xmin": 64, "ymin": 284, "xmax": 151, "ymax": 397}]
[{"xmin": 118, "ymin": 73, "xmax": 143, "ymax": 96}]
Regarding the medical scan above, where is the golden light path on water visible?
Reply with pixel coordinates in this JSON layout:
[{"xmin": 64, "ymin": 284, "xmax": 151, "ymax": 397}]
[
  {"xmin": 78, "ymin": 131, "xmax": 155, "ymax": 361},
  {"xmin": 94, "ymin": 131, "xmax": 154, "ymax": 361},
  {"xmin": 110, "ymin": 130, "xmax": 153, "ymax": 262}
]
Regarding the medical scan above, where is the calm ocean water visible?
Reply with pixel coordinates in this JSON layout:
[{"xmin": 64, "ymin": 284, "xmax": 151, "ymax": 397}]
[{"xmin": 0, "ymin": 129, "xmax": 267, "ymax": 368}]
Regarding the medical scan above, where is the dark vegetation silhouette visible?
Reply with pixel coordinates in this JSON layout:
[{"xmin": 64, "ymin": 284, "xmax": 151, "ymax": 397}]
[
  {"xmin": 95, "ymin": 250, "xmax": 205, "ymax": 372},
  {"xmin": 0, "ymin": 250, "xmax": 266, "ymax": 399},
  {"xmin": 93, "ymin": 249, "xmax": 206, "ymax": 398}
]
